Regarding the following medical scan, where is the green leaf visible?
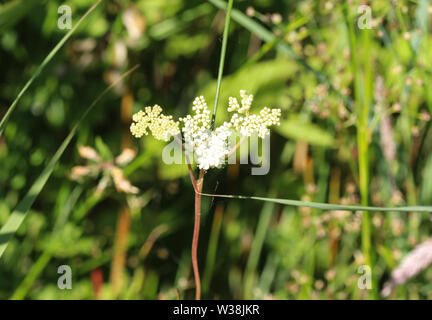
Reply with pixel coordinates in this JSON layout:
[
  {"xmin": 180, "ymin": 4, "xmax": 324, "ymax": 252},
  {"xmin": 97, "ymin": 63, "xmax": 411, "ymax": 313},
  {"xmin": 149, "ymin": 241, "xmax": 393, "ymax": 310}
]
[
  {"xmin": 95, "ymin": 136, "xmax": 113, "ymax": 161},
  {"xmin": 275, "ymin": 114, "xmax": 335, "ymax": 147},
  {"xmin": 199, "ymin": 59, "xmax": 297, "ymax": 126},
  {"xmin": 159, "ymin": 162, "xmax": 189, "ymax": 180}
]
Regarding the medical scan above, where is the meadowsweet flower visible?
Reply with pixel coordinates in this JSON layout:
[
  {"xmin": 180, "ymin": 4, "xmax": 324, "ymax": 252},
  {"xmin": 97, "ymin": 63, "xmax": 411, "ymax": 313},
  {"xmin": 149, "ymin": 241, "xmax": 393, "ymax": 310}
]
[
  {"xmin": 189, "ymin": 125, "xmax": 232, "ymax": 170},
  {"xmin": 179, "ymin": 96, "xmax": 211, "ymax": 143},
  {"xmin": 227, "ymin": 90, "xmax": 281, "ymax": 138},
  {"xmin": 180, "ymin": 96, "xmax": 231, "ymax": 170},
  {"xmin": 130, "ymin": 90, "xmax": 281, "ymax": 170},
  {"xmin": 130, "ymin": 104, "xmax": 180, "ymax": 141}
]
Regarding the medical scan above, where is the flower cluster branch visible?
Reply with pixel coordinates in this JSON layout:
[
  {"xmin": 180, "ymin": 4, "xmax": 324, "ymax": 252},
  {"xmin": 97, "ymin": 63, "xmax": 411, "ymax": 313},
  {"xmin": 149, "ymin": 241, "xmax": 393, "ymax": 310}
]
[{"xmin": 130, "ymin": 90, "xmax": 281, "ymax": 171}]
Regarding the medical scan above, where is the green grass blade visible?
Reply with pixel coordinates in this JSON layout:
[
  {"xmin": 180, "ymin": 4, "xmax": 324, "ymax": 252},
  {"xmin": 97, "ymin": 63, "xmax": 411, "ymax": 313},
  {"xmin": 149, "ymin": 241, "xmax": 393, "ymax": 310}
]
[
  {"xmin": 211, "ymin": 0, "xmax": 234, "ymax": 130},
  {"xmin": 10, "ymin": 250, "xmax": 52, "ymax": 300},
  {"xmin": 0, "ymin": 0, "xmax": 42, "ymax": 33},
  {"xmin": 343, "ymin": 1, "xmax": 376, "ymax": 298},
  {"xmin": 202, "ymin": 204, "xmax": 223, "ymax": 296},
  {"xmin": 148, "ymin": 3, "xmax": 213, "ymax": 40},
  {"xmin": 0, "ymin": 0, "xmax": 101, "ymax": 136},
  {"xmin": 207, "ymin": 0, "xmax": 353, "ymax": 109},
  {"xmin": 243, "ymin": 201, "xmax": 274, "ymax": 299},
  {"xmin": 201, "ymin": 193, "xmax": 432, "ymax": 213},
  {"xmin": 239, "ymin": 15, "xmax": 309, "ymax": 71},
  {"xmin": 0, "ymin": 65, "xmax": 138, "ymax": 260},
  {"xmin": 10, "ymin": 186, "xmax": 82, "ymax": 300}
]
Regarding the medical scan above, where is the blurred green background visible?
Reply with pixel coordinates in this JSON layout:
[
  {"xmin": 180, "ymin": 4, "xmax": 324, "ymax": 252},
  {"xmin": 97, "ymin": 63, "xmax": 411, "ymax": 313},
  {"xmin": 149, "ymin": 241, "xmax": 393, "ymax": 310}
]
[{"xmin": 1, "ymin": 0, "xmax": 432, "ymax": 299}]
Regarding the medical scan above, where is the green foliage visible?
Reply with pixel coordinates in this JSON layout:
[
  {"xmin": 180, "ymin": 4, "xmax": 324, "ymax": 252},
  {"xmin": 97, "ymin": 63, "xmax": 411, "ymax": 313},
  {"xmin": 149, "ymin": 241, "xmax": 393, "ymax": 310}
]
[
  {"xmin": 276, "ymin": 114, "xmax": 335, "ymax": 147},
  {"xmin": 1, "ymin": 0, "xmax": 432, "ymax": 300}
]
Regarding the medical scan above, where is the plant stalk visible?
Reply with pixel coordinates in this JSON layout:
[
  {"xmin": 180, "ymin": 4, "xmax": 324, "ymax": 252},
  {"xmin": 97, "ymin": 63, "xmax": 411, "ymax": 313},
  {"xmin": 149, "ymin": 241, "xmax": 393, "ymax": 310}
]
[
  {"xmin": 343, "ymin": 2, "xmax": 376, "ymax": 298},
  {"xmin": 192, "ymin": 169, "xmax": 205, "ymax": 299}
]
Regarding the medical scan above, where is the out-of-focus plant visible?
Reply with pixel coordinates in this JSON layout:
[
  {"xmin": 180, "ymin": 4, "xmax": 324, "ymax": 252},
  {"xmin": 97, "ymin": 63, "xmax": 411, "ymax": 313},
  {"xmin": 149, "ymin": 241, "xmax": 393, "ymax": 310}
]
[{"xmin": 70, "ymin": 142, "xmax": 139, "ymax": 195}]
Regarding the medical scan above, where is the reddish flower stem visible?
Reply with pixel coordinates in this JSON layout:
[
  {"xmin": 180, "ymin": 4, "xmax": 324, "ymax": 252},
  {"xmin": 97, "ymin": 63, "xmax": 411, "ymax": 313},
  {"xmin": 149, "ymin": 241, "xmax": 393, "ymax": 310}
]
[
  {"xmin": 191, "ymin": 170, "xmax": 205, "ymax": 300},
  {"xmin": 186, "ymin": 138, "xmax": 244, "ymax": 299}
]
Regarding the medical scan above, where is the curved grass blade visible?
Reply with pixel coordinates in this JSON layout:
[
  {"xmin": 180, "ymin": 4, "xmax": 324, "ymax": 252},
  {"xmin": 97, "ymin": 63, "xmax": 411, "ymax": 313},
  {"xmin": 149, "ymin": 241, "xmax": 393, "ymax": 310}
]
[
  {"xmin": 0, "ymin": 0, "xmax": 102, "ymax": 136},
  {"xmin": 0, "ymin": 65, "xmax": 139, "ymax": 260},
  {"xmin": 200, "ymin": 192, "xmax": 432, "ymax": 213},
  {"xmin": 207, "ymin": 0, "xmax": 353, "ymax": 109},
  {"xmin": 211, "ymin": 0, "xmax": 234, "ymax": 130},
  {"xmin": 11, "ymin": 186, "xmax": 82, "ymax": 300}
]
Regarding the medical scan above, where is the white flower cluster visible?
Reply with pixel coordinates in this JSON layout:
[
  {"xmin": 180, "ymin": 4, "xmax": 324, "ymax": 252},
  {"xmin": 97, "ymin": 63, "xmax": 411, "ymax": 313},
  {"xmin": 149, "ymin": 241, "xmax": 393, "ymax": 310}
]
[
  {"xmin": 130, "ymin": 105, "xmax": 180, "ymax": 141},
  {"xmin": 227, "ymin": 90, "xmax": 281, "ymax": 138},
  {"xmin": 131, "ymin": 90, "xmax": 281, "ymax": 170},
  {"xmin": 180, "ymin": 96, "xmax": 232, "ymax": 170}
]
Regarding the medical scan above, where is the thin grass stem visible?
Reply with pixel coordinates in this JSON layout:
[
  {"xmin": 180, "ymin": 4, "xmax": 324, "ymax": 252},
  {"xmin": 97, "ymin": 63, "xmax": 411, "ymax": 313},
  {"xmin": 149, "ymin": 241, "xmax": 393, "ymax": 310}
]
[
  {"xmin": 0, "ymin": 0, "xmax": 101, "ymax": 136},
  {"xmin": 211, "ymin": 0, "xmax": 234, "ymax": 130}
]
